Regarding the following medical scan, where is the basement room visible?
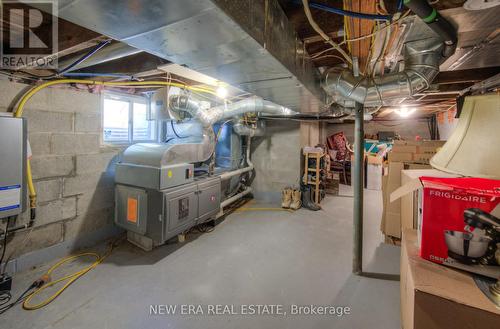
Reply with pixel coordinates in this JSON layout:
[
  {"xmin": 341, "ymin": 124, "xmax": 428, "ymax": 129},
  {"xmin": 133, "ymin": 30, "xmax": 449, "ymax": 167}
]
[{"xmin": 0, "ymin": 0, "xmax": 499, "ymax": 328}]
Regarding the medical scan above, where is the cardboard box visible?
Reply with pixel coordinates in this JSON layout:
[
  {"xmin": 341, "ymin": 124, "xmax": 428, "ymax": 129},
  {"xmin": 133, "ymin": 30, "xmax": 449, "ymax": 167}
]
[
  {"xmin": 411, "ymin": 153, "xmax": 433, "ymax": 164},
  {"xmin": 367, "ymin": 163, "xmax": 383, "ymax": 190},
  {"xmin": 399, "ymin": 169, "xmax": 459, "ymax": 233},
  {"xmin": 401, "ymin": 229, "xmax": 500, "ymax": 329},
  {"xmin": 389, "ymin": 152, "xmax": 413, "ymax": 162},
  {"xmin": 395, "ymin": 140, "xmax": 446, "ymax": 147},
  {"xmin": 392, "ymin": 145, "xmax": 418, "ymax": 153},
  {"xmin": 389, "ymin": 140, "xmax": 446, "ymax": 165},
  {"xmin": 381, "ymin": 164, "xmax": 432, "ymax": 238},
  {"xmin": 394, "ymin": 177, "xmax": 500, "ymax": 278},
  {"xmin": 417, "ymin": 146, "xmax": 441, "ymax": 154},
  {"xmin": 381, "ymin": 162, "xmax": 404, "ymax": 238},
  {"xmin": 366, "ymin": 155, "xmax": 383, "ymax": 191}
]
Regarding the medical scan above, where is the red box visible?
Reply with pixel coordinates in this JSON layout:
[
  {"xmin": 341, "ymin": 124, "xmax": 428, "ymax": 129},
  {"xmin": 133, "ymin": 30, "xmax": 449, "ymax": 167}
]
[{"xmin": 418, "ymin": 177, "xmax": 500, "ymax": 278}]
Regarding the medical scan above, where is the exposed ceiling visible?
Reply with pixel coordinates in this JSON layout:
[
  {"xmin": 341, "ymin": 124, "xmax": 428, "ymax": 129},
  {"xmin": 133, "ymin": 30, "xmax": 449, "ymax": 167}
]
[
  {"xmin": 277, "ymin": 0, "xmax": 500, "ymax": 119},
  {"xmin": 1, "ymin": 0, "xmax": 499, "ymax": 119}
]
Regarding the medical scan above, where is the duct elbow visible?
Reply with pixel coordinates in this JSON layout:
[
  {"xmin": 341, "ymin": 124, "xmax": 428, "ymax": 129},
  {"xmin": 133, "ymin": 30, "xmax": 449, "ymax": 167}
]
[
  {"xmin": 322, "ymin": 26, "xmax": 450, "ymax": 107},
  {"xmin": 321, "ymin": 0, "xmax": 457, "ymax": 108}
]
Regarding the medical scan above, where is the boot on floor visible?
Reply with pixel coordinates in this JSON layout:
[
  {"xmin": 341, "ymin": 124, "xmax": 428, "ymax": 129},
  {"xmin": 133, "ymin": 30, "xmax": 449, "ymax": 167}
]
[
  {"xmin": 281, "ymin": 187, "xmax": 292, "ymax": 209},
  {"xmin": 290, "ymin": 188, "xmax": 302, "ymax": 210},
  {"xmin": 302, "ymin": 186, "xmax": 321, "ymax": 211}
]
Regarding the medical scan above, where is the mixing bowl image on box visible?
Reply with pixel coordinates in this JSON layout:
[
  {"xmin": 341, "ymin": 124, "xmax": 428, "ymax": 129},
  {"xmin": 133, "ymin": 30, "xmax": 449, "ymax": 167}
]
[
  {"xmin": 443, "ymin": 208, "xmax": 500, "ymax": 277},
  {"xmin": 444, "ymin": 231, "xmax": 492, "ymax": 264}
]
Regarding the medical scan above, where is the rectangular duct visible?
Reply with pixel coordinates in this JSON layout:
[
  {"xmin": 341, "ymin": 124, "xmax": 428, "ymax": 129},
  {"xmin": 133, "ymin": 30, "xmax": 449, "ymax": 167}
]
[{"xmin": 46, "ymin": 0, "xmax": 325, "ymax": 111}]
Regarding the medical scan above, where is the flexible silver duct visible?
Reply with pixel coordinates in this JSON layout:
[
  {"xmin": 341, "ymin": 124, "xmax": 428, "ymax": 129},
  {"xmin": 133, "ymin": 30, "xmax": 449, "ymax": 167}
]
[
  {"xmin": 163, "ymin": 95, "xmax": 297, "ymax": 164},
  {"xmin": 322, "ymin": 3, "xmax": 457, "ymax": 108},
  {"xmin": 170, "ymin": 95, "xmax": 297, "ymax": 127},
  {"xmin": 323, "ymin": 37, "xmax": 444, "ymax": 107}
]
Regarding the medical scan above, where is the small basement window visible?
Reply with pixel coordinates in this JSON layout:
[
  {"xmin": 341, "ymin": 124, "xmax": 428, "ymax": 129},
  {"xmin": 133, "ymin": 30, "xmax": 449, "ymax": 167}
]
[{"xmin": 102, "ymin": 93, "xmax": 156, "ymax": 143}]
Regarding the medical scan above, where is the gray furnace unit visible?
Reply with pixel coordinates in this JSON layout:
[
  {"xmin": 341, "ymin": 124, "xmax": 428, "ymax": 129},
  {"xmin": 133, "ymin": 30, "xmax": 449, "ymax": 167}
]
[{"xmin": 115, "ymin": 143, "xmax": 221, "ymax": 250}]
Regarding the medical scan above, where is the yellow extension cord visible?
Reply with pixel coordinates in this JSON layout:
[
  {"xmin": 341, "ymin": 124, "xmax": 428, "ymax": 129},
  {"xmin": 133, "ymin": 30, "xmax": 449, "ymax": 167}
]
[
  {"xmin": 22, "ymin": 240, "xmax": 118, "ymax": 310},
  {"xmin": 11, "ymin": 79, "xmax": 217, "ymax": 310},
  {"xmin": 13, "ymin": 79, "xmax": 217, "ymax": 218}
]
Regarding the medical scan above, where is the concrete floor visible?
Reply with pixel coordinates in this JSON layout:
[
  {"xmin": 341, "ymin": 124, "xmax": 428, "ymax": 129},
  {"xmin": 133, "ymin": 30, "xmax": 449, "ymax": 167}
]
[{"xmin": 3, "ymin": 186, "xmax": 401, "ymax": 329}]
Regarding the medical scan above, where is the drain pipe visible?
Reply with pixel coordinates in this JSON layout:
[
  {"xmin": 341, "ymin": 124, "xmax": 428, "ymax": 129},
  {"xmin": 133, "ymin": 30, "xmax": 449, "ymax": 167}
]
[
  {"xmin": 220, "ymin": 187, "xmax": 253, "ymax": 209},
  {"xmin": 217, "ymin": 186, "xmax": 253, "ymax": 218}
]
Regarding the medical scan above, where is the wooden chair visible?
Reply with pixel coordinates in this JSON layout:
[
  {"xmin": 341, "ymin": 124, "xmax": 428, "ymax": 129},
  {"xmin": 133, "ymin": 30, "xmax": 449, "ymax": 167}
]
[{"xmin": 326, "ymin": 132, "xmax": 352, "ymax": 185}]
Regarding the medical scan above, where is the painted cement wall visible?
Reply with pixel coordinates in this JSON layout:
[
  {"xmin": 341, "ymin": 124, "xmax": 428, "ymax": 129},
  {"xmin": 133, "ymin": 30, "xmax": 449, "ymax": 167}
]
[{"xmin": 251, "ymin": 121, "xmax": 301, "ymax": 203}]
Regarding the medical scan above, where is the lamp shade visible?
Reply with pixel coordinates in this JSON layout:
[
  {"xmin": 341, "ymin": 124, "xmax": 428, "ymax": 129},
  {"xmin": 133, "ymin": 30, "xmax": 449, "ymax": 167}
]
[{"xmin": 431, "ymin": 93, "xmax": 500, "ymax": 179}]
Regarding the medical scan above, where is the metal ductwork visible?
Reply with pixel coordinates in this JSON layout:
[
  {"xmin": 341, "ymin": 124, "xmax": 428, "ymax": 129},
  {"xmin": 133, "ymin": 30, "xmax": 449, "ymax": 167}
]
[
  {"xmin": 169, "ymin": 96, "xmax": 297, "ymax": 128},
  {"xmin": 322, "ymin": 1, "xmax": 457, "ymax": 108},
  {"xmin": 58, "ymin": 42, "xmax": 142, "ymax": 72},
  {"xmin": 124, "ymin": 96, "xmax": 298, "ymax": 166},
  {"xmin": 41, "ymin": 0, "xmax": 324, "ymax": 111},
  {"xmin": 169, "ymin": 94, "xmax": 298, "ymax": 126}
]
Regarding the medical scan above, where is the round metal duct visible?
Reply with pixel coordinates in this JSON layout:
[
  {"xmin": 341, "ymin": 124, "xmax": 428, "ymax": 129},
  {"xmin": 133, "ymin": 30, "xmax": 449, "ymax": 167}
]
[{"xmin": 430, "ymin": 93, "xmax": 500, "ymax": 179}]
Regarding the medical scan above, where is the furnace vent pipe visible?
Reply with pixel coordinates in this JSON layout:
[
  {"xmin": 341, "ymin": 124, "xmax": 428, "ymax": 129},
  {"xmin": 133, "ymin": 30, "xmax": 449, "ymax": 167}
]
[
  {"xmin": 170, "ymin": 95, "xmax": 297, "ymax": 127},
  {"xmin": 322, "ymin": 0, "xmax": 457, "ymax": 107},
  {"xmin": 168, "ymin": 96, "xmax": 297, "ymax": 164}
]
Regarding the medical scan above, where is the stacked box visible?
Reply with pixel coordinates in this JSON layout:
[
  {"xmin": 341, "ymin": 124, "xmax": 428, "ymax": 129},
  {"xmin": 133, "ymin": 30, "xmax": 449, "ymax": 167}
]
[
  {"xmin": 381, "ymin": 140, "xmax": 446, "ymax": 240},
  {"xmin": 388, "ymin": 140, "xmax": 446, "ymax": 164}
]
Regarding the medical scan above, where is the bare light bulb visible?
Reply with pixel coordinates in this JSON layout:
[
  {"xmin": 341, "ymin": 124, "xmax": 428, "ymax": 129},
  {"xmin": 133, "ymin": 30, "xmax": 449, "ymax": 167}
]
[
  {"xmin": 216, "ymin": 85, "xmax": 228, "ymax": 99},
  {"xmin": 396, "ymin": 107, "xmax": 416, "ymax": 118}
]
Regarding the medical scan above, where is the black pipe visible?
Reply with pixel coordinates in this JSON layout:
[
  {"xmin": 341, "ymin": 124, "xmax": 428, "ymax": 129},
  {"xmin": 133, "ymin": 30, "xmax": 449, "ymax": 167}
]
[
  {"xmin": 404, "ymin": 0, "xmax": 457, "ymax": 57},
  {"xmin": 259, "ymin": 113, "xmax": 349, "ymax": 121}
]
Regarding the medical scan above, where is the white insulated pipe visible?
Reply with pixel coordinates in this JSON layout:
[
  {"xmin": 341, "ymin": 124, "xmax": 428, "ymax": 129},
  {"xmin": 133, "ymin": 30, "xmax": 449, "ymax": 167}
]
[
  {"xmin": 219, "ymin": 166, "xmax": 253, "ymax": 181},
  {"xmin": 220, "ymin": 187, "xmax": 253, "ymax": 209}
]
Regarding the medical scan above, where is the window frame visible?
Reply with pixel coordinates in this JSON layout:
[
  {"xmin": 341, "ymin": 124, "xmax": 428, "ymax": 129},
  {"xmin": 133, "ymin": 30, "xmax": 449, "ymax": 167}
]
[{"xmin": 101, "ymin": 92, "xmax": 156, "ymax": 145}]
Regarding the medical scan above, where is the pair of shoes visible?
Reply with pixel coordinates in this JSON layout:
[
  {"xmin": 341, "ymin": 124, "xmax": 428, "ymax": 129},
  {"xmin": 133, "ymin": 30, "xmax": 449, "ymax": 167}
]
[{"xmin": 281, "ymin": 187, "xmax": 302, "ymax": 210}]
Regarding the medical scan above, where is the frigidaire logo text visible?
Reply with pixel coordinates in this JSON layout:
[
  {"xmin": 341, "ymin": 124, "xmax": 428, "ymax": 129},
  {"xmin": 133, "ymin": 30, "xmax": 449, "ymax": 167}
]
[{"xmin": 429, "ymin": 190, "xmax": 486, "ymax": 203}]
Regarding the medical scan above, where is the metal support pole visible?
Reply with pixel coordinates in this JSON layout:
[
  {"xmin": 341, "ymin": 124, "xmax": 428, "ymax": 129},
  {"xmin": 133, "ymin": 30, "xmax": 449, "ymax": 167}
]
[
  {"xmin": 351, "ymin": 102, "xmax": 400, "ymax": 281},
  {"xmin": 353, "ymin": 101, "xmax": 364, "ymax": 275}
]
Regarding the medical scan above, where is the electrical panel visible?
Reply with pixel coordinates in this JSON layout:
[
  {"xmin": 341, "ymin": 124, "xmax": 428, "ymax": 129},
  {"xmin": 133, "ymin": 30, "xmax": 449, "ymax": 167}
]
[{"xmin": 0, "ymin": 116, "xmax": 27, "ymax": 219}]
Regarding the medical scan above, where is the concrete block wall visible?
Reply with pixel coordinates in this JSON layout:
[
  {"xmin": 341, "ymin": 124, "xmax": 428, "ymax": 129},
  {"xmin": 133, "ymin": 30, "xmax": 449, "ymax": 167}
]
[{"xmin": 0, "ymin": 78, "xmax": 121, "ymax": 265}]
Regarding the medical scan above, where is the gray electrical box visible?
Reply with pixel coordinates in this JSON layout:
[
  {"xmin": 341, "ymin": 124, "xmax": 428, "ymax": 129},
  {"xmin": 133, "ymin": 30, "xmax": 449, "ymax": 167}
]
[{"xmin": 0, "ymin": 115, "xmax": 27, "ymax": 219}]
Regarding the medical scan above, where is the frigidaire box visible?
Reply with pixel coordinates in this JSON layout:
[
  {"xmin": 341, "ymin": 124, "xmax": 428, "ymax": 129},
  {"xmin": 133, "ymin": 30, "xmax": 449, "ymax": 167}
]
[{"xmin": 392, "ymin": 176, "xmax": 500, "ymax": 278}]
